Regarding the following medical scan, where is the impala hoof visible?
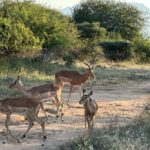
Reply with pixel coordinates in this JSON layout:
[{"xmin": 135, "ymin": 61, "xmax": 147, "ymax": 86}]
[
  {"xmin": 43, "ymin": 136, "xmax": 47, "ymax": 142},
  {"xmin": 22, "ymin": 134, "xmax": 26, "ymax": 139},
  {"xmin": 17, "ymin": 139, "xmax": 21, "ymax": 143},
  {"xmin": 53, "ymin": 120, "xmax": 56, "ymax": 123}
]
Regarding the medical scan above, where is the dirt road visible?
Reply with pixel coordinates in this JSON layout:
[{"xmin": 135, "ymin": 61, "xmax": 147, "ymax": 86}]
[{"xmin": 0, "ymin": 79, "xmax": 149, "ymax": 150}]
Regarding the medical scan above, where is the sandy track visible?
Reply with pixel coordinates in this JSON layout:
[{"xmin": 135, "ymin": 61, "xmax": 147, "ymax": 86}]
[{"xmin": 0, "ymin": 79, "xmax": 149, "ymax": 150}]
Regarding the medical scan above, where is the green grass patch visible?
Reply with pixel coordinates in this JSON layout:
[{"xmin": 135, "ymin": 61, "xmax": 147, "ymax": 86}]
[
  {"xmin": 60, "ymin": 111, "xmax": 150, "ymax": 150},
  {"xmin": 95, "ymin": 67, "xmax": 150, "ymax": 82}
]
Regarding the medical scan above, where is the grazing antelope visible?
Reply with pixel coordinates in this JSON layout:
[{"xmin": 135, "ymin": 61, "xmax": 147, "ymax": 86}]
[
  {"xmin": 79, "ymin": 89, "xmax": 98, "ymax": 133},
  {"xmin": 9, "ymin": 76, "xmax": 64, "ymax": 122},
  {"xmin": 0, "ymin": 96, "xmax": 46, "ymax": 143},
  {"xmin": 55, "ymin": 63, "xmax": 95, "ymax": 105}
]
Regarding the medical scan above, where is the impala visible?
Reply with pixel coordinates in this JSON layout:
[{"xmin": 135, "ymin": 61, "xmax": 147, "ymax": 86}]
[
  {"xmin": 79, "ymin": 89, "xmax": 98, "ymax": 133},
  {"xmin": 55, "ymin": 63, "xmax": 95, "ymax": 105},
  {"xmin": 0, "ymin": 96, "xmax": 46, "ymax": 143},
  {"xmin": 9, "ymin": 76, "xmax": 64, "ymax": 122}
]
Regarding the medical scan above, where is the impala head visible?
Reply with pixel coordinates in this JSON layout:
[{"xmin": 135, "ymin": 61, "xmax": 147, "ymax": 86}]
[
  {"xmin": 9, "ymin": 76, "xmax": 23, "ymax": 89},
  {"xmin": 79, "ymin": 89, "xmax": 93, "ymax": 104},
  {"xmin": 84, "ymin": 62, "xmax": 95, "ymax": 79}
]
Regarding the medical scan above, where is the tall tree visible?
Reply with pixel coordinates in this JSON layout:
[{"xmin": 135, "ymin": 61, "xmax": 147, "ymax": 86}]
[{"xmin": 73, "ymin": 0, "xmax": 144, "ymax": 40}]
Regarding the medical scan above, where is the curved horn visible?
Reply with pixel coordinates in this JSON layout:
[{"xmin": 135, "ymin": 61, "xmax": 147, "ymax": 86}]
[
  {"xmin": 83, "ymin": 62, "xmax": 91, "ymax": 70},
  {"xmin": 91, "ymin": 63, "xmax": 95, "ymax": 70}
]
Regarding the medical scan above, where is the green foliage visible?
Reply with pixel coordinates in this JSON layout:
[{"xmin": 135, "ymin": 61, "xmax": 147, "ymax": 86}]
[
  {"xmin": 100, "ymin": 41, "xmax": 131, "ymax": 61},
  {"xmin": 0, "ymin": 17, "xmax": 42, "ymax": 55},
  {"xmin": 0, "ymin": 0, "xmax": 81, "ymax": 57},
  {"xmin": 73, "ymin": 22, "xmax": 107, "ymax": 64},
  {"xmin": 73, "ymin": 0, "xmax": 144, "ymax": 40},
  {"xmin": 132, "ymin": 38, "xmax": 150, "ymax": 63},
  {"xmin": 107, "ymin": 32, "xmax": 123, "ymax": 40},
  {"xmin": 77, "ymin": 22, "xmax": 107, "ymax": 40},
  {"xmin": 60, "ymin": 112, "xmax": 150, "ymax": 150},
  {"xmin": 78, "ymin": 45, "xmax": 104, "ymax": 64}
]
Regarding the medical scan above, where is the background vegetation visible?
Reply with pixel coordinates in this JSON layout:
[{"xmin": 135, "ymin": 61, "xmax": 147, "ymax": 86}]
[
  {"xmin": 0, "ymin": 0, "xmax": 149, "ymax": 65},
  {"xmin": 60, "ymin": 111, "xmax": 150, "ymax": 150},
  {"xmin": 0, "ymin": 0, "xmax": 149, "ymax": 149}
]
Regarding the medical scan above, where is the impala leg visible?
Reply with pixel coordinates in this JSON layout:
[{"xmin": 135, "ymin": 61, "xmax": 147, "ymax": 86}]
[
  {"xmin": 32, "ymin": 114, "xmax": 46, "ymax": 142},
  {"xmin": 35, "ymin": 101, "xmax": 48, "ymax": 121},
  {"xmin": 91, "ymin": 116, "xmax": 95, "ymax": 130},
  {"xmin": 35, "ymin": 104, "xmax": 40, "ymax": 116},
  {"xmin": 5, "ymin": 114, "xmax": 13, "ymax": 139},
  {"xmin": 67, "ymin": 85, "xmax": 73, "ymax": 106},
  {"xmin": 78, "ymin": 85, "xmax": 82, "ymax": 98},
  {"xmin": 87, "ymin": 116, "xmax": 93, "ymax": 133},
  {"xmin": 22, "ymin": 107, "xmax": 39, "ymax": 139},
  {"xmin": 39, "ymin": 102, "xmax": 48, "ymax": 121},
  {"xmin": 4, "ymin": 113, "xmax": 11, "ymax": 143},
  {"xmin": 85, "ymin": 114, "xmax": 88, "ymax": 128},
  {"xmin": 88, "ymin": 117, "xmax": 93, "ymax": 134},
  {"xmin": 4, "ymin": 113, "xmax": 20, "ymax": 143},
  {"xmin": 54, "ymin": 95, "xmax": 64, "ymax": 122},
  {"xmin": 52, "ymin": 97, "xmax": 60, "ymax": 122},
  {"xmin": 22, "ymin": 115, "xmax": 34, "ymax": 139},
  {"xmin": 87, "ymin": 117, "xmax": 90, "ymax": 129}
]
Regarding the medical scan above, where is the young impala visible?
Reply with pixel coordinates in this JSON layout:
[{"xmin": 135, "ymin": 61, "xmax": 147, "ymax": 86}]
[
  {"xmin": 9, "ymin": 76, "xmax": 64, "ymax": 122},
  {"xmin": 55, "ymin": 63, "xmax": 95, "ymax": 105},
  {"xmin": 79, "ymin": 89, "xmax": 98, "ymax": 133},
  {"xmin": 0, "ymin": 96, "xmax": 46, "ymax": 143}
]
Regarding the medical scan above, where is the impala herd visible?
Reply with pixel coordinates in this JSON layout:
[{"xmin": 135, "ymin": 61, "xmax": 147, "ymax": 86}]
[{"xmin": 0, "ymin": 63, "xmax": 98, "ymax": 144}]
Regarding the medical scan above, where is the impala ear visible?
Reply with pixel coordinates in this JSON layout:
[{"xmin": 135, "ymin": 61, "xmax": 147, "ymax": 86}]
[
  {"xmin": 82, "ymin": 89, "xmax": 86, "ymax": 94},
  {"xmin": 89, "ymin": 91, "xmax": 93, "ymax": 96}
]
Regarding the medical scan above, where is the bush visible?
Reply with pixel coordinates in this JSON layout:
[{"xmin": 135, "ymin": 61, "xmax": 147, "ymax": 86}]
[
  {"xmin": 60, "ymin": 112, "xmax": 150, "ymax": 150},
  {"xmin": 77, "ymin": 22, "xmax": 107, "ymax": 40},
  {"xmin": 73, "ymin": 0, "xmax": 144, "ymax": 40},
  {"xmin": 63, "ymin": 53, "xmax": 76, "ymax": 67},
  {"xmin": 99, "ymin": 41, "xmax": 131, "ymax": 61},
  {"xmin": 0, "ymin": 18, "xmax": 42, "ymax": 56},
  {"xmin": 132, "ymin": 39, "xmax": 150, "ymax": 63},
  {"xmin": 0, "ymin": 0, "xmax": 82, "ymax": 58}
]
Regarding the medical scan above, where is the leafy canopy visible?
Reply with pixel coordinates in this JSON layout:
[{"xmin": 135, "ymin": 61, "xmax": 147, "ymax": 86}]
[
  {"xmin": 73, "ymin": 0, "xmax": 144, "ymax": 40},
  {"xmin": 0, "ymin": 0, "xmax": 81, "ymax": 56}
]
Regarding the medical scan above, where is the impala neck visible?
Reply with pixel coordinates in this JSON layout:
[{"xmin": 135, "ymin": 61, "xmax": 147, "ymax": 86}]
[
  {"xmin": 16, "ymin": 83, "xmax": 31, "ymax": 97},
  {"xmin": 81, "ymin": 70, "xmax": 91, "ymax": 83},
  {"xmin": 54, "ymin": 82, "xmax": 62, "ymax": 93}
]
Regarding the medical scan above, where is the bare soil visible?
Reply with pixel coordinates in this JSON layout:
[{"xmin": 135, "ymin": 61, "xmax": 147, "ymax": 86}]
[{"xmin": 0, "ymin": 79, "xmax": 149, "ymax": 150}]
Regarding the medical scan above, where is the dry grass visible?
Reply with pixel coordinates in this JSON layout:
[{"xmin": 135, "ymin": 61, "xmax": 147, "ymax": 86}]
[{"xmin": 0, "ymin": 57, "xmax": 150, "ymax": 149}]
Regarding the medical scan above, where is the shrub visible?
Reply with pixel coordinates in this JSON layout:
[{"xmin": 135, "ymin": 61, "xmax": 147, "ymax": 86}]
[
  {"xmin": 0, "ymin": 18, "xmax": 42, "ymax": 56},
  {"xmin": 60, "ymin": 111, "xmax": 150, "ymax": 150},
  {"xmin": 63, "ymin": 53, "xmax": 76, "ymax": 67},
  {"xmin": 99, "ymin": 41, "xmax": 131, "ymax": 61},
  {"xmin": 0, "ymin": 0, "xmax": 82, "ymax": 58},
  {"xmin": 73, "ymin": 0, "xmax": 144, "ymax": 40},
  {"xmin": 132, "ymin": 39, "xmax": 150, "ymax": 63}
]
